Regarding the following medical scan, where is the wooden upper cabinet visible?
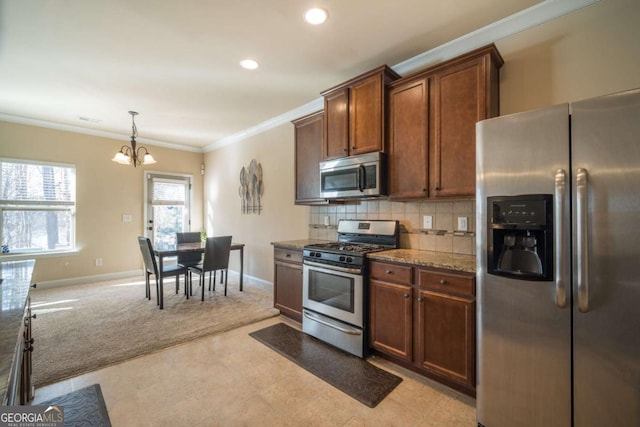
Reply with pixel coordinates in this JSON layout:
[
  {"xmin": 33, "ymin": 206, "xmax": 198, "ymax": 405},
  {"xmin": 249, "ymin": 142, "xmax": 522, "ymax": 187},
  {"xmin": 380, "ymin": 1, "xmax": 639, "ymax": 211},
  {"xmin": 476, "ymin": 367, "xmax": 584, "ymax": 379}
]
[
  {"xmin": 323, "ymin": 89, "xmax": 349, "ymax": 159},
  {"xmin": 388, "ymin": 77, "xmax": 430, "ymax": 199},
  {"xmin": 322, "ymin": 65, "xmax": 400, "ymax": 160},
  {"xmin": 292, "ymin": 111, "xmax": 325, "ymax": 204},
  {"xmin": 388, "ymin": 44, "xmax": 503, "ymax": 200}
]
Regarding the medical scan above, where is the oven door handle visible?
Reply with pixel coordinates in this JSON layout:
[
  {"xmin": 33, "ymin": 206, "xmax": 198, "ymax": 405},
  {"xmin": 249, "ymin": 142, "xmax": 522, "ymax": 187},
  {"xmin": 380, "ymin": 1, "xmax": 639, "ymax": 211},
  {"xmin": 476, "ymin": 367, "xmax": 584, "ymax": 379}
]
[
  {"xmin": 303, "ymin": 260, "xmax": 362, "ymax": 275},
  {"xmin": 303, "ymin": 310, "xmax": 362, "ymax": 335}
]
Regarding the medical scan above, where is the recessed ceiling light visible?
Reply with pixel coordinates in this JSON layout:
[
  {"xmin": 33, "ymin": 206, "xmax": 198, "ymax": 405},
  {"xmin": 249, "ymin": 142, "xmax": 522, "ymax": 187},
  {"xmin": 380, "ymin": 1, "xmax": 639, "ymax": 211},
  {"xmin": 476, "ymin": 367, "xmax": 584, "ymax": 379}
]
[
  {"xmin": 304, "ymin": 8, "xmax": 328, "ymax": 25},
  {"xmin": 240, "ymin": 59, "xmax": 259, "ymax": 70}
]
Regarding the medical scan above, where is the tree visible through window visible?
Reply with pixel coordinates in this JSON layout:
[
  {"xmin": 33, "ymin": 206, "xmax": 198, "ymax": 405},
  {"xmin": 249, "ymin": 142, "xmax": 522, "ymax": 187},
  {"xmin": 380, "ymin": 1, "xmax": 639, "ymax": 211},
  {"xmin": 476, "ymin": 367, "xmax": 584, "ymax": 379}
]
[{"xmin": 0, "ymin": 159, "xmax": 76, "ymax": 254}]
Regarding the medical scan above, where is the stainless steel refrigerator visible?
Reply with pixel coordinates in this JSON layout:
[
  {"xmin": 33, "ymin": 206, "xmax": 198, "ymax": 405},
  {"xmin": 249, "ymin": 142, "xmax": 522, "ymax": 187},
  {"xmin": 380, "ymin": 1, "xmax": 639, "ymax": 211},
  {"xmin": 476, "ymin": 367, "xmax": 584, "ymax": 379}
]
[{"xmin": 476, "ymin": 88, "xmax": 640, "ymax": 427}]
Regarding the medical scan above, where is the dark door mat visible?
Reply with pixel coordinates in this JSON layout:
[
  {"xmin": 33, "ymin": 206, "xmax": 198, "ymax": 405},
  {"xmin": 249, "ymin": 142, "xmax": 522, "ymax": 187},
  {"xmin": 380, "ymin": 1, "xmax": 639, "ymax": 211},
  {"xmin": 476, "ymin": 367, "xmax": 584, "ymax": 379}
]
[
  {"xmin": 38, "ymin": 384, "xmax": 112, "ymax": 427},
  {"xmin": 249, "ymin": 322, "xmax": 402, "ymax": 408}
]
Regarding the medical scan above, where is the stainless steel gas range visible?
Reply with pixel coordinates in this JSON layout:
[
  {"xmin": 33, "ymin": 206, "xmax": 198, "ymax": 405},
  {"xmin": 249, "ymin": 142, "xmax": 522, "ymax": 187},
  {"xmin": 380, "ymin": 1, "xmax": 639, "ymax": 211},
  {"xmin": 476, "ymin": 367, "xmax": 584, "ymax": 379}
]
[{"xmin": 302, "ymin": 219, "xmax": 399, "ymax": 357}]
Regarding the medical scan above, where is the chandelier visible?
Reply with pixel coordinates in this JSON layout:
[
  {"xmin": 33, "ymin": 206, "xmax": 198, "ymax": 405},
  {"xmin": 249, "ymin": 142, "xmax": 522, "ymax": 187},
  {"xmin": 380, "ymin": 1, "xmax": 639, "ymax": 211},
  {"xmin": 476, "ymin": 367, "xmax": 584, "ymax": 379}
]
[{"xmin": 112, "ymin": 111, "xmax": 156, "ymax": 167}]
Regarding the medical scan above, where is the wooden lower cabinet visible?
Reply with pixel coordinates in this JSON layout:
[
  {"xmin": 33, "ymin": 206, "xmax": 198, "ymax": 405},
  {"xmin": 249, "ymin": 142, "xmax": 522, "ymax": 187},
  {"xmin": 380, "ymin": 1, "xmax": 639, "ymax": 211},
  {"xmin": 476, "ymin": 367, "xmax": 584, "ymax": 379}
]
[
  {"xmin": 369, "ymin": 260, "xmax": 476, "ymax": 396},
  {"xmin": 273, "ymin": 247, "xmax": 303, "ymax": 322},
  {"xmin": 416, "ymin": 289, "xmax": 475, "ymax": 390},
  {"xmin": 369, "ymin": 279, "xmax": 413, "ymax": 362}
]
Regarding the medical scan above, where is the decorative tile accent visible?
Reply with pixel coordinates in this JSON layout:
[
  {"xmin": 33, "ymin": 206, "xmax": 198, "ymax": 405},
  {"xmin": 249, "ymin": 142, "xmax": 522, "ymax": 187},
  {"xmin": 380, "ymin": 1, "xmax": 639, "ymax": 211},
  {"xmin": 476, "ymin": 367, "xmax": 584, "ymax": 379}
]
[{"xmin": 309, "ymin": 200, "xmax": 477, "ymax": 256}]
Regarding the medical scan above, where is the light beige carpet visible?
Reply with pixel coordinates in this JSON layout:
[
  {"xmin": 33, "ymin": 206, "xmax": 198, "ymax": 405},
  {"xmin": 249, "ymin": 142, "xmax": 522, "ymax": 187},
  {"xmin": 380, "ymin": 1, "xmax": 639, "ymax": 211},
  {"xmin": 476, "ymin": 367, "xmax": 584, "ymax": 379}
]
[{"xmin": 30, "ymin": 274, "xmax": 279, "ymax": 387}]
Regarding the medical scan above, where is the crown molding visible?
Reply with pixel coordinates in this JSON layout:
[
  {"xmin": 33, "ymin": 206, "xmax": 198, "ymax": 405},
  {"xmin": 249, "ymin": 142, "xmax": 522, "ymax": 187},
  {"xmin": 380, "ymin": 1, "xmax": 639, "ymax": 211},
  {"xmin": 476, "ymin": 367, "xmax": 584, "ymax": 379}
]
[
  {"xmin": 203, "ymin": 97, "xmax": 324, "ymax": 152},
  {"xmin": 393, "ymin": 0, "xmax": 600, "ymax": 75},
  {"xmin": 0, "ymin": 113, "xmax": 204, "ymax": 153}
]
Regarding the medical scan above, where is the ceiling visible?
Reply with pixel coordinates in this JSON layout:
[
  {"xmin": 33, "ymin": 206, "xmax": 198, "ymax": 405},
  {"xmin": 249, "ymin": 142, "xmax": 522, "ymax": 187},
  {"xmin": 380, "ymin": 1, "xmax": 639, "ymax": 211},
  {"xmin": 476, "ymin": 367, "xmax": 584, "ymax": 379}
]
[{"xmin": 0, "ymin": 0, "xmax": 546, "ymax": 152}]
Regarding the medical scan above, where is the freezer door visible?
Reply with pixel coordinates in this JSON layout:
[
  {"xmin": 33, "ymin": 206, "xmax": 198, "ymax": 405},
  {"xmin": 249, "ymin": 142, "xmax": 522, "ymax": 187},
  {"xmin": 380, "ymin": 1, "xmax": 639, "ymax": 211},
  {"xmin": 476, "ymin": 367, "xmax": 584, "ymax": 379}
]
[
  {"xmin": 571, "ymin": 88, "xmax": 640, "ymax": 427},
  {"xmin": 476, "ymin": 104, "xmax": 571, "ymax": 427}
]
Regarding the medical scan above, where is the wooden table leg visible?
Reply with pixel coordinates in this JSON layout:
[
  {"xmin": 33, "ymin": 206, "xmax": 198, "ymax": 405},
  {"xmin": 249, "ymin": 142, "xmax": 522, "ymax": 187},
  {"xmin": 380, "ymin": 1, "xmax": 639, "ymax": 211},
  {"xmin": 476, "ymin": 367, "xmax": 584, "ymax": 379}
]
[
  {"xmin": 158, "ymin": 255, "xmax": 164, "ymax": 309},
  {"xmin": 239, "ymin": 246, "xmax": 244, "ymax": 291}
]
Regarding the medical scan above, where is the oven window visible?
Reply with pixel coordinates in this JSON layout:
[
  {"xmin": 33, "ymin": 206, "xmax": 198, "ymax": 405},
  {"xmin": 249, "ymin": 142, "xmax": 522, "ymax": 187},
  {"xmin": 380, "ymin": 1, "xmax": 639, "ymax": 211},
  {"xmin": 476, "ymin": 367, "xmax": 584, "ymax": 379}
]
[
  {"xmin": 322, "ymin": 169, "xmax": 358, "ymax": 192},
  {"xmin": 308, "ymin": 269, "xmax": 355, "ymax": 313}
]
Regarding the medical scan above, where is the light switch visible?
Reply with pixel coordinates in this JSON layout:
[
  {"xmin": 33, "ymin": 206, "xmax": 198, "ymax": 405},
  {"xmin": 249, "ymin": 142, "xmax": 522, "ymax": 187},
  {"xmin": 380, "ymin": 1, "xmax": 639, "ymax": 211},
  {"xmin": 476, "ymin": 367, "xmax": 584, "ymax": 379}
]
[
  {"xmin": 457, "ymin": 216, "xmax": 468, "ymax": 231},
  {"xmin": 423, "ymin": 215, "xmax": 433, "ymax": 230}
]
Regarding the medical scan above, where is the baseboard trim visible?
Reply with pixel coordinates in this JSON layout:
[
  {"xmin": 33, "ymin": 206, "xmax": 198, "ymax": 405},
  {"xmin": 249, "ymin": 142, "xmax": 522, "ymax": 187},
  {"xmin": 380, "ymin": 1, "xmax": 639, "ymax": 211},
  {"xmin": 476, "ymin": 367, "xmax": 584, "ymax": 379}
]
[
  {"xmin": 34, "ymin": 269, "xmax": 274, "ymax": 291},
  {"xmin": 35, "ymin": 270, "xmax": 145, "ymax": 289}
]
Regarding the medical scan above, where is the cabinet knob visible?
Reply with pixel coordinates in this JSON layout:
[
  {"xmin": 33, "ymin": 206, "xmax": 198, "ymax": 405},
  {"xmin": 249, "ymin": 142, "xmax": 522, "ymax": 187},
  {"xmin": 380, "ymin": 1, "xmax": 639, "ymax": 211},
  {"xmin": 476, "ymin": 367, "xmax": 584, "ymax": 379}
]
[
  {"xmin": 440, "ymin": 279, "xmax": 447, "ymax": 285},
  {"xmin": 31, "ymin": 283, "xmax": 37, "ymax": 289},
  {"xmin": 343, "ymin": 148, "xmax": 348, "ymax": 152},
  {"xmin": 31, "ymin": 313, "xmax": 37, "ymax": 320},
  {"xmin": 285, "ymin": 253, "xmax": 291, "ymax": 258},
  {"xmin": 422, "ymin": 188, "xmax": 427, "ymax": 192},
  {"xmin": 434, "ymin": 186, "xmax": 441, "ymax": 191},
  {"xmin": 403, "ymin": 293, "xmax": 410, "ymax": 299},
  {"xmin": 418, "ymin": 297, "xmax": 425, "ymax": 302},
  {"xmin": 385, "ymin": 270, "xmax": 393, "ymax": 275},
  {"xmin": 25, "ymin": 338, "xmax": 34, "ymax": 345}
]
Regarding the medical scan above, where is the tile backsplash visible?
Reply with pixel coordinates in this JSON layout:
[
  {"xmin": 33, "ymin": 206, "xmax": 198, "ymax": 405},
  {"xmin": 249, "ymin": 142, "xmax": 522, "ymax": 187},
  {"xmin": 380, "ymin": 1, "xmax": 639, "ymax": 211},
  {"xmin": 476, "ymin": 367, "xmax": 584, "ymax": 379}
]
[{"xmin": 308, "ymin": 199, "xmax": 476, "ymax": 256}]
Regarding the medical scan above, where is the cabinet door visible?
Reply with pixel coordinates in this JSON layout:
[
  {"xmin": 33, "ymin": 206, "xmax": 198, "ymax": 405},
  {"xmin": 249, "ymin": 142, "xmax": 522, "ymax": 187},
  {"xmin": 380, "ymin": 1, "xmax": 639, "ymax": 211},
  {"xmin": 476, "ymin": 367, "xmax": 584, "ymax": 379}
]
[
  {"xmin": 429, "ymin": 57, "xmax": 486, "ymax": 198},
  {"xmin": 274, "ymin": 261, "xmax": 303, "ymax": 322},
  {"xmin": 350, "ymin": 73, "xmax": 384, "ymax": 155},
  {"xmin": 388, "ymin": 77, "xmax": 429, "ymax": 199},
  {"xmin": 293, "ymin": 111, "xmax": 325, "ymax": 204},
  {"xmin": 324, "ymin": 88, "xmax": 349, "ymax": 160},
  {"xmin": 416, "ymin": 289, "xmax": 475, "ymax": 388},
  {"xmin": 369, "ymin": 279, "xmax": 413, "ymax": 362}
]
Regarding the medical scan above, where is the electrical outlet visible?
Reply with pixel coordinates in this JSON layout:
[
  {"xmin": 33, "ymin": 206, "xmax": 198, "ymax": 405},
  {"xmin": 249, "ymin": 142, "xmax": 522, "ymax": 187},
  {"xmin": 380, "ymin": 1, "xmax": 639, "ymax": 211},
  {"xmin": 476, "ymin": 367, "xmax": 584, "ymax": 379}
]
[
  {"xmin": 457, "ymin": 216, "xmax": 468, "ymax": 232},
  {"xmin": 423, "ymin": 215, "xmax": 433, "ymax": 230},
  {"xmin": 122, "ymin": 214, "xmax": 132, "ymax": 223},
  {"xmin": 95, "ymin": 258, "xmax": 102, "ymax": 267}
]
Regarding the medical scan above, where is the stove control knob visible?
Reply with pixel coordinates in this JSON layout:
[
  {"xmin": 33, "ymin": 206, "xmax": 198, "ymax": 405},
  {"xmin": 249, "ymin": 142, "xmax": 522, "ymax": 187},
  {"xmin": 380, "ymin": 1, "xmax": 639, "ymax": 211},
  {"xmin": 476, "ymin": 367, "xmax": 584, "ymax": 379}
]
[
  {"xmin": 314, "ymin": 252, "xmax": 321, "ymax": 257},
  {"xmin": 339, "ymin": 256, "xmax": 346, "ymax": 262},
  {"xmin": 346, "ymin": 257, "xmax": 353, "ymax": 263}
]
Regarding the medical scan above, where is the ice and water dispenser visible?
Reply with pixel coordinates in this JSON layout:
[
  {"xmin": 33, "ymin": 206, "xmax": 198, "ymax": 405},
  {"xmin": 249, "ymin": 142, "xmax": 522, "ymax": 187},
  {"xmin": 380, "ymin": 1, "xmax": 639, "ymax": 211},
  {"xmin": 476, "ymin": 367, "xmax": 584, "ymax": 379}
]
[{"xmin": 487, "ymin": 195, "xmax": 553, "ymax": 281}]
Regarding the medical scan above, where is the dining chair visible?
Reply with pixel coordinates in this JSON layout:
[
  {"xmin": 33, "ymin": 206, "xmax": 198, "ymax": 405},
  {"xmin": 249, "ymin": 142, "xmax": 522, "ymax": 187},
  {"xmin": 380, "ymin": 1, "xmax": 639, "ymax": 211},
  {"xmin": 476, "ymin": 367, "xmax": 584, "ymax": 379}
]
[
  {"xmin": 189, "ymin": 236, "xmax": 232, "ymax": 301},
  {"xmin": 176, "ymin": 231, "xmax": 202, "ymax": 296},
  {"xmin": 137, "ymin": 236, "xmax": 189, "ymax": 306}
]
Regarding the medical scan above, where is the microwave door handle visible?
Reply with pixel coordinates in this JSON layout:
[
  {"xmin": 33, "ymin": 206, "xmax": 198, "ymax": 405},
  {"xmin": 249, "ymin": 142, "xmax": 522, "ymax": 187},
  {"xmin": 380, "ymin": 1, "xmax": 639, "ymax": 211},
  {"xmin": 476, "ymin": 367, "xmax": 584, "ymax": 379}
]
[{"xmin": 358, "ymin": 165, "xmax": 365, "ymax": 192}]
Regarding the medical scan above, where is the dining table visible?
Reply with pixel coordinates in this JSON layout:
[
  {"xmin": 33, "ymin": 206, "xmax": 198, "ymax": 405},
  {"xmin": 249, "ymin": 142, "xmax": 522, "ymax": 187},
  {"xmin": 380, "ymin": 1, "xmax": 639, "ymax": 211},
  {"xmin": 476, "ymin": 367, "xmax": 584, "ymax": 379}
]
[{"xmin": 153, "ymin": 241, "xmax": 245, "ymax": 309}]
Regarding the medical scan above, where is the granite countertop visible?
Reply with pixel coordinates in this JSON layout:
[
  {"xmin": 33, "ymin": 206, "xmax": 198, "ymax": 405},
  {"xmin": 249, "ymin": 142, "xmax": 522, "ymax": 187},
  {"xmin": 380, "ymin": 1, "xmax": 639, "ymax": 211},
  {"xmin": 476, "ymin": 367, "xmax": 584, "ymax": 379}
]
[
  {"xmin": 0, "ymin": 259, "xmax": 35, "ymax": 404},
  {"xmin": 271, "ymin": 239, "xmax": 331, "ymax": 250},
  {"xmin": 367, "ymin": 249, "xmax": 476, "ymax": 274}
]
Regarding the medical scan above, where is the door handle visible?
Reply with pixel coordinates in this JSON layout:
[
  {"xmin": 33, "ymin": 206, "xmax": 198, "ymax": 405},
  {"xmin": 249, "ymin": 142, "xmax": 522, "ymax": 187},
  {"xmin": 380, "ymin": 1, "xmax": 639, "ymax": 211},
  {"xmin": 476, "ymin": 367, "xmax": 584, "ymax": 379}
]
[
  {"xmin": 554, "ymin": 169, "xmax": 567, "ymax": 308},
  {"xmin": 576, "ymin": 168, "xmax": 589, "ymax": 313}
]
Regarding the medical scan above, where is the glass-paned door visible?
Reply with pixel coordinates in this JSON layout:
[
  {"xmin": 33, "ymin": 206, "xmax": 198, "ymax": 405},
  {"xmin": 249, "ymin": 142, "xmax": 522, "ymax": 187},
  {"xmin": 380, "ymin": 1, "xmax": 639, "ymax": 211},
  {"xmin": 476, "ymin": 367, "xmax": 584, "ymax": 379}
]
[{"xmin": 145, "ymin": 173, "xmax": 192, "ymax": 250}]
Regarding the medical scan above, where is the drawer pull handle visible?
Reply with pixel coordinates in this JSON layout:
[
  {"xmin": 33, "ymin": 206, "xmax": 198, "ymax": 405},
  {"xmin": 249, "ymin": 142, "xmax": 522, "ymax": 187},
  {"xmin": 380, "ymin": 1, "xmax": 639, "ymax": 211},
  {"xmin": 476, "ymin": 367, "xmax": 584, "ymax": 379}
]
[
  {"xmin": 418, "ymin": 297, "xmax": 425, "ymax": 302},
  {"xmin": 440, "ymin": 279, "xmax": 447, "ymax": 285},
  {"xmin": 386, "ymin": 270, "xmax": 393, "ymax": 275},
  {"xmin": 285, "ymin": 254, "xmax": 291, "ymax": 258},
  {"xmin": 403, "ymin": 293, "xmax": 410, "ymax": 299}
]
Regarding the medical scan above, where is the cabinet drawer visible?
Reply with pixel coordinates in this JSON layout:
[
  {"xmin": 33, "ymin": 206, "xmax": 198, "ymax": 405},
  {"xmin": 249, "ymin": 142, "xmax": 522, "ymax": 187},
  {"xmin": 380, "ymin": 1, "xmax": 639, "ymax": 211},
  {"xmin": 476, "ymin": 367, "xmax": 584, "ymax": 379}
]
[
  {"xmin": 274, "ymin": 248, "xmax": 302, "ymax": 264},
  {"xmin": 370, "ymin": 261, "xmax": 413, "ymax": 285},
  {"xmin": 418, "ymin": 269, "xmax": 475, "ymax": 296}
]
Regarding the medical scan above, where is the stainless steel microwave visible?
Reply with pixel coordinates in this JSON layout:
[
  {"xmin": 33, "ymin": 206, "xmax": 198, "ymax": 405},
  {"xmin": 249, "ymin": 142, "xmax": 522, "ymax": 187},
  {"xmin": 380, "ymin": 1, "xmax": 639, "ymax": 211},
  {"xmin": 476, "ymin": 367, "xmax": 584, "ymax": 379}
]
[{"xmin": 319, "ymin": 152, "xmax": 386, "ymax": 199}]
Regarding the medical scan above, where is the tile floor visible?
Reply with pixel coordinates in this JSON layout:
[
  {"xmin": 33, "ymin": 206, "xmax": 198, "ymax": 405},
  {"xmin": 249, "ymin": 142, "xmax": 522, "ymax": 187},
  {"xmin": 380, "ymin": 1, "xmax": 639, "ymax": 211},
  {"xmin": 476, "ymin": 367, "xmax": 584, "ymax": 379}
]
[{"xmin": 34, "ymin": 316, "xmax": 476, "ymax": 426}]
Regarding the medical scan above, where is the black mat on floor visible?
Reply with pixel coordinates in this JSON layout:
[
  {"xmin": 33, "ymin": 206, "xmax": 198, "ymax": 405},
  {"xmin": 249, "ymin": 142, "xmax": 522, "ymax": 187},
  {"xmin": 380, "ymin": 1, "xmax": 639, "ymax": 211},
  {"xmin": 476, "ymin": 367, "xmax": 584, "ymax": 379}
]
[
  {"xmin": 38, "ymin": 384, "xmax": 112, "ymax": 427},
  {"xmin": 249, "ymin": 322, "xmax": 402, "ymax": 408}
]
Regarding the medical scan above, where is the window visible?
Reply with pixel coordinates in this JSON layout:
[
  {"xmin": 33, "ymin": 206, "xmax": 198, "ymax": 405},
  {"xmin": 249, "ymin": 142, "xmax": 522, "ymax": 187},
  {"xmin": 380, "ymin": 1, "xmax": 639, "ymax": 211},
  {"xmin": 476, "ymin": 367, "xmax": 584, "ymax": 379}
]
[
  {"xmin": 146, "ymin": 173, "xmax": 191, "ymax": 250},
  {"xmin": 1, "ymin": 159, "xmax": 76, "ymax": 254}
]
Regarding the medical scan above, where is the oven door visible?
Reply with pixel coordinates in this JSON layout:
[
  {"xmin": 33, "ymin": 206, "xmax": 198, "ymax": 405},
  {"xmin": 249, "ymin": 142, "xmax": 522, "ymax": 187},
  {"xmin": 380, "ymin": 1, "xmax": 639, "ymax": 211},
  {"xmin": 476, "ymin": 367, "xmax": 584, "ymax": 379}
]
[{"xmin": 302, "ymin": 261, "xmax": 363, "ymax": 327}]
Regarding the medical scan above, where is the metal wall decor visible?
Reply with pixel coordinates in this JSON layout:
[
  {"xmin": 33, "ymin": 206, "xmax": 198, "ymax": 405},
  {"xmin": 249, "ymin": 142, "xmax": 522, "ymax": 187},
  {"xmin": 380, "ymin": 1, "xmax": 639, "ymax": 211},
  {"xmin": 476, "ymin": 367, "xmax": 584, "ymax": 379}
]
[{"xmin": 239, "ymin": 159, "xmax": 263, "ymax": 214}]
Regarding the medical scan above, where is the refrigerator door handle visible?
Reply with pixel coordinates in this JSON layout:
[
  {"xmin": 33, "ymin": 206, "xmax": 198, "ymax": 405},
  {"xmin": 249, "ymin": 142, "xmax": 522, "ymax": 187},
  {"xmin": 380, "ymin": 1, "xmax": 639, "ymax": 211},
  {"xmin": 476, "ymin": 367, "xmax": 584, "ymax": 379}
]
[
  {"xmin": 576, "ymin": 167, "xmax": 590, "ymax": 313},
  {"xmin": 554, "ymin": 169, "xmax": 568, "ymax": 308}
]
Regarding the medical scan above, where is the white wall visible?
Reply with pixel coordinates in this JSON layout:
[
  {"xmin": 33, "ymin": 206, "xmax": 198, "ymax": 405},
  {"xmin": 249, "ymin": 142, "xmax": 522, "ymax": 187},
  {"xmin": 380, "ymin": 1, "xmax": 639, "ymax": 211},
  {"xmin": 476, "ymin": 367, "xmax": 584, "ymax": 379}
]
[{"xmin": 203, "ymin": 123, "xmax": 309, "ymax": 284}]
